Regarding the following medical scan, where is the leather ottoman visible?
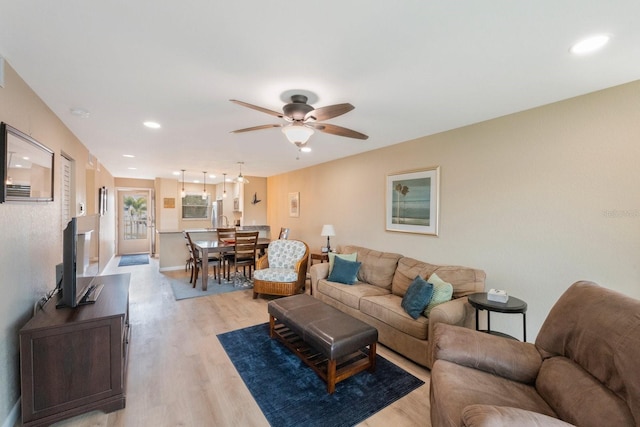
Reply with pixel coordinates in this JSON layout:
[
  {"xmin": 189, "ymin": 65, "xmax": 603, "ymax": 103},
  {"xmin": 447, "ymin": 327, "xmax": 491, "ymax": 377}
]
[{"xmin": 268, "ymin": 293, "xmax": 378, "ymax": 393}]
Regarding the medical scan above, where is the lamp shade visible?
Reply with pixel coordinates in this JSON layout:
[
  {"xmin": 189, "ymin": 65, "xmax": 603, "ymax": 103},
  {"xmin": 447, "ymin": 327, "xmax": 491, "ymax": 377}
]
[
  {"xmin": 321, "ymin": 224, "xmax": 335, "ymax": 237},
  {"xmin": 282, "ymin": 123, "xmax": 314, "ymax": 144}
]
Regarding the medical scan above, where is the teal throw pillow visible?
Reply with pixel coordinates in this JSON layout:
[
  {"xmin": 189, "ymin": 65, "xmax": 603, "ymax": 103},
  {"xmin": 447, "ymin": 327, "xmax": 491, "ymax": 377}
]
[
  {"xmin": 423, "ymin": 272, "xmax": 453, "ymax": 317},
  {"xmin": 327, "ymin": 255, "xmax": 361, "ymax": 285},
  {"xmin": 328, "ymin": 252, "xmax": 357, "ymax": 274},
  {"xmin": 401, "ymin": 276, "xmax": 434, "ymax": 319}
]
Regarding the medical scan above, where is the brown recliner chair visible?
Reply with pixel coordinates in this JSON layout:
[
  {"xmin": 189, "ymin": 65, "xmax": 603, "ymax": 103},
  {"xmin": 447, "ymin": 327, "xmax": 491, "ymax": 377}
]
[{"xmin": 430, "ymin": 281, "xmax": 640, "ymax": 427}]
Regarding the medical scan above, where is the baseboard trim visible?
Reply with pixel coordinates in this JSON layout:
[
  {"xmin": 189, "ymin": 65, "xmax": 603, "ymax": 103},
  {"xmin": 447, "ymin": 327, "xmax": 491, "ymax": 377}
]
[{"xmin": 159, "ymin": 265, "xmax": 184, "ymax": 272}]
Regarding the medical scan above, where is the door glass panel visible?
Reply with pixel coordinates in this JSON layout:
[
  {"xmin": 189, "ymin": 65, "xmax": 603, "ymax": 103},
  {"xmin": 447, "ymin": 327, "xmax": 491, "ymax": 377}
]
[{"xmin": 122, "ymin": 194, "xmax": 148, "ymax": 240}]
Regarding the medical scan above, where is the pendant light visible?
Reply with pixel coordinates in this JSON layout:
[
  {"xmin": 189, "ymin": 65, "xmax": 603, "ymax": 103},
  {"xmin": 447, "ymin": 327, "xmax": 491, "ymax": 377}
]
[
  {"xmin": 180, "ymin": 169, "xmax": 186, "ymax": 198},
  {"xmin": 202, "ymin": 171, "xmax": 207, "ymax": 200},
  {"xmin": 237, "ymin": 161, "xmax": 250, "ymax": 184},
  {"xmin": 223, "ymin": 173, "xmax": 227, "ymax": 198}
]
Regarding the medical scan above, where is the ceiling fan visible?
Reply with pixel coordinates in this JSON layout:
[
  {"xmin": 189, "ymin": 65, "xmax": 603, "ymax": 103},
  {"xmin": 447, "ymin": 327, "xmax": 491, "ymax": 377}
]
[{"xmin": 230, "ymin": 94, "xmax": 368, "ymax": 146}]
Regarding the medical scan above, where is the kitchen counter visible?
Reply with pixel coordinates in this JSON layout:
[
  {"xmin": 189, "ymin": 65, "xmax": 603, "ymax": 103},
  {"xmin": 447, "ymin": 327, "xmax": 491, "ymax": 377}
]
[{"xmin": 156, "ymin": 225, "xmax": 271, "ymax": 271}]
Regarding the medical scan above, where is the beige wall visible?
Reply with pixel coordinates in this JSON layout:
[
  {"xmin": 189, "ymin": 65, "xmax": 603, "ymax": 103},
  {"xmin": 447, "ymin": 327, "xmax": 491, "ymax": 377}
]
[
  {"xmin": 0, "ymin": 61, "xmax": 116, "ymax": 422},
  {"xmin": 268, "ymin": 80, "xmax": 640, "ymax": 342}
]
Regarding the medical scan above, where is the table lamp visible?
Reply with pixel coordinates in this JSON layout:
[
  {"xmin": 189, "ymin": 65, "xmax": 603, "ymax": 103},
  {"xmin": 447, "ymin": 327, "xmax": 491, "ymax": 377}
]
[{"xmin": 321, "ymin": 224, "xmax": 335, "ymax": 253}]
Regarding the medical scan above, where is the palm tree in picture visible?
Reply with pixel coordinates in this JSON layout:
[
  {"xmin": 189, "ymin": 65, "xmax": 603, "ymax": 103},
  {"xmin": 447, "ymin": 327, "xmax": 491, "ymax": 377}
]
[{"xmin": 394, "ymin": 183, "xmax": 409, "ymax": 224}]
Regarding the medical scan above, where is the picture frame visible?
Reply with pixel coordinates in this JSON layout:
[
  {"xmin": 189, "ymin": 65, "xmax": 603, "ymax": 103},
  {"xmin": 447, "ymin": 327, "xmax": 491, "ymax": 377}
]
[
  {"xmin": 1, "ymin": 122, "xmax": 54, "ymax": 203},
  {"xmin": 288, "ymin": 192, "xmax": 300, "ymax": 217},
  {"xmin": 386, "ymin": 166, "xmax": 440, "ymax": 235}
]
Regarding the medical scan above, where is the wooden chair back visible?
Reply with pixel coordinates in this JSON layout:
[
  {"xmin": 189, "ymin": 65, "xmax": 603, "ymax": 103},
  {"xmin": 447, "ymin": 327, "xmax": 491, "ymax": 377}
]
[
  {"xmin": 217, "ymin": 227, "xmax": 236, "ymax": 242},
  {"xmin": 278, "ymin": 227, "xmax": 290, "ymax": 239},
  {"xmin": 233, "ymin": 231, "xmax": 259, "ymax": 277}
]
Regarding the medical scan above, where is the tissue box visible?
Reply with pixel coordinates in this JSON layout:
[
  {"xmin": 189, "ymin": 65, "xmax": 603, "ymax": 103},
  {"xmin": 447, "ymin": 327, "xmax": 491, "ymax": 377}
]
[{"xmin": 487, "ymin": 288, "xmax": 509, "ymax": 303}]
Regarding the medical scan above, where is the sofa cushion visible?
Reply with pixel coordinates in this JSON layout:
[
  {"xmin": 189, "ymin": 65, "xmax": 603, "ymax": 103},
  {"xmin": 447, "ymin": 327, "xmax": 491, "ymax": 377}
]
[
  {"xmin": 461, "ymin": 405, "xmax": 574, "ymax": 427},
  {"xmin": 536, "ymin": 356, "xmax": 635, "ymax": 427},
  {"xmin": 424, "ymin": 273, "xmax": 453, "ymax": 317},
  {"xmin": 266, "ymin": 239, "xmax": 307, "ymax": 269},
  {"xmin": 391, "ymin": 257, "xmax": 440, "ymax": 297},
  {"xmin": 401, "ymin": 276, "xmax": 434, "ymax": 319},
  {"xmin": 342, "ymin": 245, "xmax": 402, "ymax": 290},
  {"xmin": 430, "ymin": 360, "xmax": 557, "ymax": 426},
  {"xmin": 360, "ymin": 294, "xmax": 429, "ymax": 340},
  {"xmin": 328, "ymin": 252, "xmax": 357, "ymax": 274},
  {"xmin": 327, "ymin": 256, "xmax": 361, "ymax": 285},
  {"xmin": 316, "ymin": 280, "xmax": 389, "ymax": 310},
  {"xmin": 433, "ymin": 265, "xmax": 487, "ymax": 298},
  {"xmin": 253, "ymin": 267, "xmax": 298, "ymax": 282}
]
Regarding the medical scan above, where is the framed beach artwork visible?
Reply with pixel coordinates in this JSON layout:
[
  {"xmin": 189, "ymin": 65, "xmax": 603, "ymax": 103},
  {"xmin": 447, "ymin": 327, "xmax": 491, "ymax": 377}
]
[
  {"xmin": 386, "ymin": 166, "xmax": 440, "ymax": 235},
  {"xmin": 288, "ymin": 192, "xmax": 300, "ymax": 217}
]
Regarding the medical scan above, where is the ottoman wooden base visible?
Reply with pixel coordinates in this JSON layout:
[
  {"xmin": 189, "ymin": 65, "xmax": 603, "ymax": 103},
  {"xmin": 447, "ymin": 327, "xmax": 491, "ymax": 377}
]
[{"xmin": 267, "ymin": 294, "xmax": 378, "ymax": 394}]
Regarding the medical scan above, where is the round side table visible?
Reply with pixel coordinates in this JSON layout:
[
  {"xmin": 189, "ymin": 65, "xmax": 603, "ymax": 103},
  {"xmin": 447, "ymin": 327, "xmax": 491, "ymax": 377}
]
[{"xmin": 468, "ymin": 292, "xmax": 527, "ymax": 341}]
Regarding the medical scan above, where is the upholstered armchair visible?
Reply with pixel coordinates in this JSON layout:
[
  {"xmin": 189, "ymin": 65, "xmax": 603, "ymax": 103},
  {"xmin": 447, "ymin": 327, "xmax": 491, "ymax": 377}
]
[
  {"xmin": 430, "ymin": 281, "xmax": 640, "ymax": 427},
  {"xmin": 253, "ymin": 240, "xmax": 309, "ymax": 299}
]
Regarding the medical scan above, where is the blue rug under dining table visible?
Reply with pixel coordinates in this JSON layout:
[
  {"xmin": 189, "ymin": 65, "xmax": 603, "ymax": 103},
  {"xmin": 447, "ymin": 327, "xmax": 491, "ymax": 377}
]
[{"xmin": 217, "ymin": 323, "xmax": 424, "ymax": 427}]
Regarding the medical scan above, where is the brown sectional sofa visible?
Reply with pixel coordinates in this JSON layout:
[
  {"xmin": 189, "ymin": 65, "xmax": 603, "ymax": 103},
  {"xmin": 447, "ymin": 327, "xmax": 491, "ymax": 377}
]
[{"xmin": 309, "ymin": 245, "xmax": 486, "ymax": 368}]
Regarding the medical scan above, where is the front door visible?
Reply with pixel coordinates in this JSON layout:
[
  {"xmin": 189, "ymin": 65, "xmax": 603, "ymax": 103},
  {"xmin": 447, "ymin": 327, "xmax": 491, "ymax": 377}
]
[{"xmin": 117, "ymin": 189, "xmax": 151, "ymax": 255}]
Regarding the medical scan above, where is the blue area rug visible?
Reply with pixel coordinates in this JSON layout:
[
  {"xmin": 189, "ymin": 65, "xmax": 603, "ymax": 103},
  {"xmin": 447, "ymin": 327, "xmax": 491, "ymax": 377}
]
[
  {"xmin": 118, "ymin": 254, "xmax": 149, "ymax": 267},
  {"xmin": 218, "ymin": 323, "xmax": 424, "ymax": 427},
  {"xmin": 169, "ymin": 275, "xmax": 250, "ymax": 300}
]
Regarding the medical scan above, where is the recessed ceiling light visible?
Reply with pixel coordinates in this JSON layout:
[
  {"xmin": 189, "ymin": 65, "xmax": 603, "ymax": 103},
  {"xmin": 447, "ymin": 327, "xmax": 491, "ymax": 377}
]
[
  {"xmin": 70, "ymin": 107, "xmax": 90, "ymax": 118},
  {"xmin": 208, "ymin": 173, "xmax": 216, "ymax": 179},
  {"xmin": 128, "ymin": 167, "xmax": 137, "ymax": 170},
  {"xmin": 300, "ymin": 147, "xmax": 312, "ymax": 153},
  {"xmin": 172, "ymin": 171, "xmax": 180, "ymax": 176},
  {"xmin": 570, "ymin": 34, "xmax": 610, "ymax": 55},
  {"xmin": 143, "ymin": 121, "xmax": 161, "ymax": 129},
  {"xmin": 123, "ymin": 154, "xmax": 135, "ymax": 158}
]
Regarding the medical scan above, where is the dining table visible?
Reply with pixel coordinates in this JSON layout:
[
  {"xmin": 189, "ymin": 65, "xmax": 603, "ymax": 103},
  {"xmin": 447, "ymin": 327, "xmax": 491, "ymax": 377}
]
[{"xmin": 193, "ymin": 238, "xmax": 271, "ymax": 290}]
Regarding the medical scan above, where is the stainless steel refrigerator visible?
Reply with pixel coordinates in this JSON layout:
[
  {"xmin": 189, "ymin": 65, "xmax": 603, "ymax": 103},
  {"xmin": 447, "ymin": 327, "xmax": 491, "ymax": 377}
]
[{"xmin": 211, "ymin": 199, "xmax": 226, "ymax": 228}]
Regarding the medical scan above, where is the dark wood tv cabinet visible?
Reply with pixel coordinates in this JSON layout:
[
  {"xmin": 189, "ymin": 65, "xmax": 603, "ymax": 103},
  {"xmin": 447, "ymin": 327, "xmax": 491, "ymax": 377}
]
[{"xmin": 19, "ymin": 273, "xmax": 131, "ymax": 427}]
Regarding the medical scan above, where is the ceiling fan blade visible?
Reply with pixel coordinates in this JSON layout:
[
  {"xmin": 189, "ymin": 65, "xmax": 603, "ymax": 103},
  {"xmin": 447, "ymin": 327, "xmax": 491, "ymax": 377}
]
[
  {"xmin": 230, "ymin": 99, "xmax": 284, "ymax": 118},
  {"xmin": 308, "ymin": 122, "xmax": 368, "ymax": 140},
  {"xmin": 304, "ymin": 103, "xmax": 354, "ymax": 122},
  {"xmin": 230, "ymin": 124, "xmax": 283, "ymax": 133}
]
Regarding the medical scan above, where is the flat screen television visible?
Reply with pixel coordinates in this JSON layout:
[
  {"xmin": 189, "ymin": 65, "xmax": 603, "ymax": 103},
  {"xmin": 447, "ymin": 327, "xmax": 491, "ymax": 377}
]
[{"xmin": 56, "ymin": 216, "xmax": 102, "ymax": 308}]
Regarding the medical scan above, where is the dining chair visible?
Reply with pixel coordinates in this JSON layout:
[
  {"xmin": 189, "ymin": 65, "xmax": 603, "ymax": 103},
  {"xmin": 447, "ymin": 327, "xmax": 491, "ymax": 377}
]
[
  {"xmin": 216, "ymin": 227, "xmax": 236, "ymax": 282},
  {"xmin": 231, "ymin": 231, "xmax": 259, "ymax": 284},
  {"xmin": 182, "ymin": 231, "xmax": 194, "ymax": 275},
  {"xmin": 184, "ymin": 231, "xmax": 219, "ymax": 287},
  {"xmin": 278, "ymin": 227, "xmax": 290, "ymax": 239}
]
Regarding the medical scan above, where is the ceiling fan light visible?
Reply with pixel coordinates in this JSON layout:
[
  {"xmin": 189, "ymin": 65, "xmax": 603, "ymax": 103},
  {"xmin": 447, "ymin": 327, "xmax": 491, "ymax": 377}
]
[{"xmin": 282, "ymin": 124, "xmax": 314, "ymax": 144}]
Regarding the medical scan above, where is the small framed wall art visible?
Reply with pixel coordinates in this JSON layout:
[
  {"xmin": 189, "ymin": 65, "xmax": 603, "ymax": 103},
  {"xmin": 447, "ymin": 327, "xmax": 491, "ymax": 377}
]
[
  {"xmin": 386, "ymin": 166, "xmax": 440, "ymax": 235},
  {"xmin": 288, "ymin": 192, "xmax": 300, "ymax": 217}
]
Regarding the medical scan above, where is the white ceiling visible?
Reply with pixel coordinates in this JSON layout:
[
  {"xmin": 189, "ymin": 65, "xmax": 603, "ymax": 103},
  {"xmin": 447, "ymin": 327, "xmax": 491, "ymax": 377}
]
[{"xmin": 1, "ymin": 1, "xmax": 640, "ymax": 184}]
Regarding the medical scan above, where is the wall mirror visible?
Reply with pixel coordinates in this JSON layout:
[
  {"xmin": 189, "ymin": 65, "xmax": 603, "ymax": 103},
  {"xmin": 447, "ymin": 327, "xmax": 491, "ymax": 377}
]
[{"xmin": 1, "ymin": 122, "xmax": 54, "ymax": 203}]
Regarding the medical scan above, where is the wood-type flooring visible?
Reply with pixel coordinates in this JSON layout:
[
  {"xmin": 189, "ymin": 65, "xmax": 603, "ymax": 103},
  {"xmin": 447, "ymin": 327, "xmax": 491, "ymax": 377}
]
[{"xmin": 15, "ymin": 256, "xmax": 431, "ymax": 427}]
